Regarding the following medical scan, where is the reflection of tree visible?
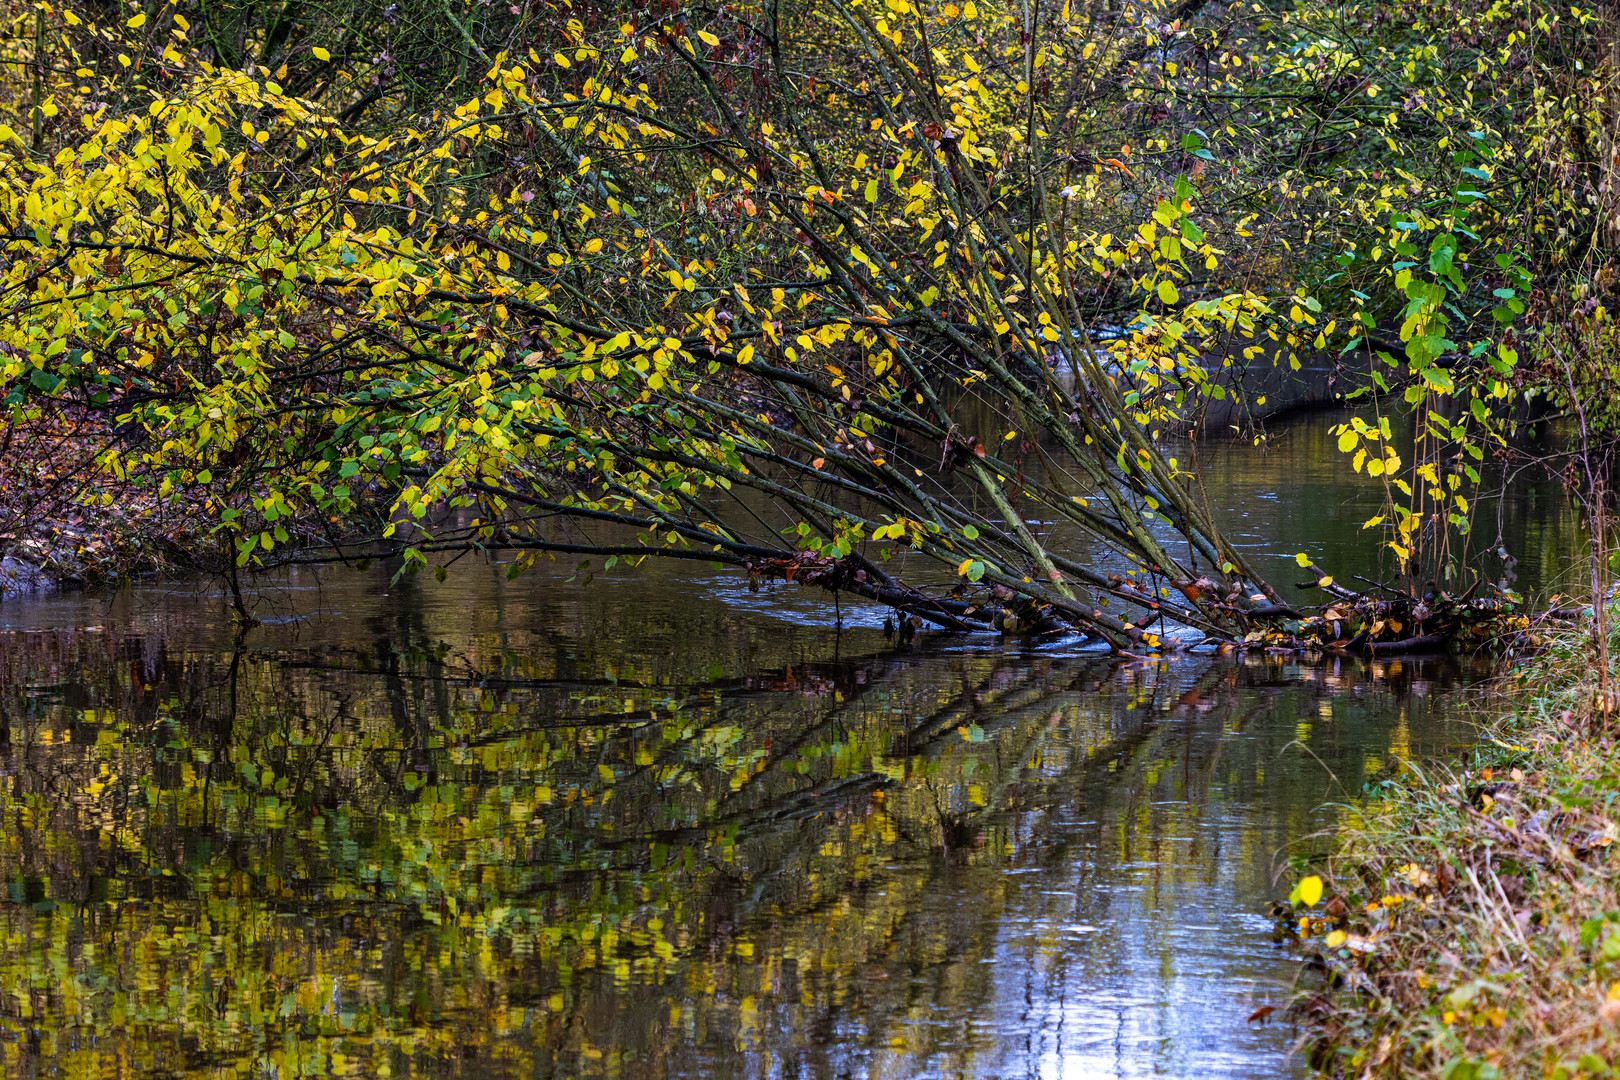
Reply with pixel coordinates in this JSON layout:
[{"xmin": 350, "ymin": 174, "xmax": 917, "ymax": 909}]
[{"xmin": 0, "ymin": 622, "xmax": 1476, "ymax": 1077}]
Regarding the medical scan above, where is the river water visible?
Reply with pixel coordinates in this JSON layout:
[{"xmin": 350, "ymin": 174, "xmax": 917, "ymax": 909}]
[{"xmin": 0, "ymin": 413, "xmax": 1587, "ymax": 1078}]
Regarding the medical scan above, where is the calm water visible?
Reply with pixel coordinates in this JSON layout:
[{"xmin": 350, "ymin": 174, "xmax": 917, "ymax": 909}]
[{"xmin": 0, "ymin": 414, "xmax": 1585, "ymax": 1078}]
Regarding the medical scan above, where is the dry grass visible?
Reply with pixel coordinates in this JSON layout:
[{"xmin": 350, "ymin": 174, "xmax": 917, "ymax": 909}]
[{"xmin": 1297, "ymin": 611, "xmax": 1620, "ymax": 1080}]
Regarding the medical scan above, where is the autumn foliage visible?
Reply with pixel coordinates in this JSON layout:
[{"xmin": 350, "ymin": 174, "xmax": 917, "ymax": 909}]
[{"xmin": 0, "ymin": 0, "xmax": 1612, "ymax": 645}]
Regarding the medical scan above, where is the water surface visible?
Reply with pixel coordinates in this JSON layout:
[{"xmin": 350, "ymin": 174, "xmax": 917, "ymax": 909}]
[{"xmin": 0, "ymin": 412, "xmax": 1580, "ymax": 1078}]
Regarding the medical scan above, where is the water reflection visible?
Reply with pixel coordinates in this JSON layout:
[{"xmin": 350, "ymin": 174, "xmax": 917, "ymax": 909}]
[{"xmin": 0, "ymin": 563, "xmax": 1481, "ymax": 1079}]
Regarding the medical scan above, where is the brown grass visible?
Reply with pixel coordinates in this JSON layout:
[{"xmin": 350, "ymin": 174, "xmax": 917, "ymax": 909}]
[{"xmin": 1296, "ymin": 612, "xmax": 1620, "ymax": 1079}]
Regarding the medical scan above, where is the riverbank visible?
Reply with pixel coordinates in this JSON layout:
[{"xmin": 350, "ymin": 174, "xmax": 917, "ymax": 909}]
[
  {"xmin": 0, "ymin": 502, "xmax": 196, "ymax": 599},
  {"xmin": 1296, "ymin": 611, "xmax": 1620, "ymax": 1078}
]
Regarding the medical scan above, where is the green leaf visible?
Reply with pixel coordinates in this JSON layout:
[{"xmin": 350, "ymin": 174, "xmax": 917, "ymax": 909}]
[{"xmin": 1421, "ymin": 366, "xmax": 1455, "ymax": 393}]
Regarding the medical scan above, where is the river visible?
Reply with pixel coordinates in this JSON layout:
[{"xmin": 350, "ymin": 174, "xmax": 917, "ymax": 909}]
[{"xmin": 0, "ymin": 412, "xmax": 1587, "ymax": 1078}]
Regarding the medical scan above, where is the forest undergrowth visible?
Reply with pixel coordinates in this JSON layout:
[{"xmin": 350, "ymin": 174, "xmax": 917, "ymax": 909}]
[{"xmin": 1291, "ymin": 588, "xmax": 1620, "ymax": 1077}]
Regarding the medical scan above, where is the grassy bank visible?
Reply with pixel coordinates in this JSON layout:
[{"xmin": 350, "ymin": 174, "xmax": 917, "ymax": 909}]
[{"xmin": 1296, "ymin": 612, "xmax": 1620, "ymax": 1079}]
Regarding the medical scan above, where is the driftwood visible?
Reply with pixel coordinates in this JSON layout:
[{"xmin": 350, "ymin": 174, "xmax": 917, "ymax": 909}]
[{"xmin": 1368, "ymin": 633, "xmax": 1451, "ymax": 655}]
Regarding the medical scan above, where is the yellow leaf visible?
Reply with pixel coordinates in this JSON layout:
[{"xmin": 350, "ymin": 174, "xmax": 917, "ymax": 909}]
[
  {"xmin": 1157, "ymin": 280, "xmax": 1180, "ymax": 306},
  {"xmin": 127, "ymin": 12, "xmax": 146, "ymax": 27},
  {"xmin": 554, "ymin": 52, "xmax": 571, "ymax": 67},
  {"xmin": 864, "ymin": 178, "xmax": 878, "ymax": 203},
  {"xmin": 312, "ymin": 46, "xmax": 331, "ymax": 61},
  {"xmin": 1294, "ymin": 552, "xmax": 1311, "ymax": 568},
  {"xmin": 496, "ymin": 251, "xmax": 511, "ymax": 271},
  {"xmin": 957, "ymin": 559, "xmax": 975, "ymax": 577},
  {"xmin": 1336, "ymin": 431, "xmax": 1357, "ymax": 453},
  {"xmin": 583, "ymin": 238, "xmax": 603, "ymax": 253},
  {"xmin": 1324, "ymin": 930, "xmax": 1347, "ymax": 948},
  {"xmin": 1299, "ymin": 875, "xmax": 1323, "ymax": 907},
  {"xmin": 697, "ymin": 29, "xmax": 720, "ymax": 46},
  {"xmin": 1318, "ymin": 576, "xmax": 1334, "ymax": 588}
]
